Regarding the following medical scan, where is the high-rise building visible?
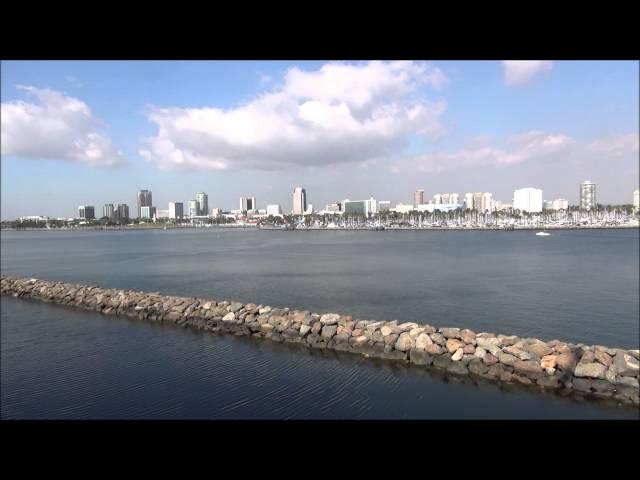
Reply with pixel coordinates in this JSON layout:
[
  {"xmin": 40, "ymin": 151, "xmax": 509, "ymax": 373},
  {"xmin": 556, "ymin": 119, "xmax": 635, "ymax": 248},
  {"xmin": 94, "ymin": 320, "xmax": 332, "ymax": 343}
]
[
  {"xmin": 140, "ymin": 206, "xmax": 156, "ymax": 219},
  {"xmin": 480, "ymin": 192, "xmax": 493, "ymax": 213},
  {"xmin": 513, "ymin": 188, "xmax": 543, "ymax": 213},
  {"xmin": 188, "ymin": 200, "xmax": 199, "ymax": 218},
  {"xmin": 343, "ymin": 200, "xmax": 368, "ymax": 216},
  {"xmin": 116, "ymin": 204, "xmax": 129, "ymax": 222},
  {"xmin": 366, "ymin": 197, "xmax": 378, "ymax": 214},
  {"xmin": 543, "ymin": 200, "xmax": 553, "ymax": 210},
  {"xmin": 103, "ymin": 204, "xmax": 115, "ymax": 220},
  {"xmin": 580, "ymin": 181, "xmax": 596, "ymax": 211},
  {"xmin": 292, "ymin": 187, "xmax": 307, "ymax": 215},
  {"xmin": 155, "ymin": 209, "xmax": 169, "ymax": 219},
  {"xmin": 414, "ymin": 189, "xmax": 425, "ymax": 207},
  {"xmin": 267, "ymin": 204, "xmax": 282, "ymax": 216},
  {"xmin": 240, "ymin": 196, "xmax": 256, "ymax": 213},
  {"xmin": 211, "ymin": 208, "xmax": 222, "ymax": 218},
  {"xmin": 378, "ymin": 201, "xmax": 391, "ymax": 213},
  {"xmin": 634, "ymin": 188, "xmax": 640, "ymax": 209},
  {"xmin": 464, "ymin": 193, "xmax": 474, "ymax": 210},
  {"xmin": 137, "ymin": 190, "xmax": 152, "ymax": 218},
  {"xmin": 473, "ymin": 193, "xmax": 484, "ymax": 212},
  {"xmin": 450, "ymin": 193, "xmax": 459, "ymax": 205},
  {"xmin": 324, "ymin": 203, "xmax": 341, "ymax": 213},
  {"xmin": 196, "ymin": 192, "xmax": 208, "ymax": 216},
  {"xmin": 169, "ymin": 202, "xmax": 184, "ymax": 219},
  {"xmin": 433, "ymin": 194, "xmax": 442, "ymax": 204},
  {"xmin": 78, "ymin": 205, "xmax": 95, "ymax": 220},
  {"xmin": 552, "ymin": 198, "xmax": 569, "ymax": 211}
]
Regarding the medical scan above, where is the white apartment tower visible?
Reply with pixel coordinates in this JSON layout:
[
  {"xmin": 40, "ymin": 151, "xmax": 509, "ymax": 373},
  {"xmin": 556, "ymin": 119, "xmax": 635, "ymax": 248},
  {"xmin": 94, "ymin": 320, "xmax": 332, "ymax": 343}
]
[
  {"xmin": 513, "ymin": 188, "xmax": 543, "ymax": 213},
  {"xmin": 292, "ymin": 187, "xmax": 307, "ymax": 215}
]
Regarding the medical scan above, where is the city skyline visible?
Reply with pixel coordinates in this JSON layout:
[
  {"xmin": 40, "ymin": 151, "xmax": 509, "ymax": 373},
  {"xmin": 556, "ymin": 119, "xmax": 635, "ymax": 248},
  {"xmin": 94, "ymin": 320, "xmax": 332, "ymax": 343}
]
[{"xmin": 2, "ymin": 60, "xmax": 639, "ymax": 219}]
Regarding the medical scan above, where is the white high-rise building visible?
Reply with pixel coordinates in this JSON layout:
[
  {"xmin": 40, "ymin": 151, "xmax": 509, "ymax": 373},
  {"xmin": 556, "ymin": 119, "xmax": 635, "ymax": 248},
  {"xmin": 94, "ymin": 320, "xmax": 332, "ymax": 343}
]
[
  {"xmin": 103, "ymin": 204, "xmax": 115, "ymax": 220},
  {"xmin": 513, "ymin": 188, "xmax": 543, "ymax": 213},
  {"xmin": 580, "ymin": 181, "xmax": 596, "ymax": 211},
  {"xmin": 292, "ymin": 187, "xmax": 307, "ymax": 215},
  {"xmin": 188, "ymin": 200, "xmax": 199, "ymax": 218},
  {"xmin": 634, "ymin": 188, "xmax": 640, "ymax": 209},
  {"xmin": 140, "ymin": 206, "xmax": 156, "ymax": 219},
  {"xmin": 367, "ymin": 197, "xmax": 378, "ymax": 214},
  {"xmin": 464, "ymin": 193, "xmax": 474, "ymax": 210},
  {"xmin": 267, "ymin": 204, "xmax": 282, "ymax": 216},
  {"xmin": 196, "ymin": 192, "xmax": 208, "ymax": 216},
  {"xmin": 414, "ymin": 189, "xmax": 425, "ymax": 207},
  {"xmin": 552, "ymin": 198, "xmax": 569, "ymax": 211},
  {"xmin": 169, "ymin": 202, "xmax": 184, "ymax": 219},
  {"xmin": 433, "ymin": 193, "xmax": 442, "ymax": 204},
  {"xmin": 240, "ymin": 196, "xmax": 256, "ymax": 212},
  {"xmin": 378, "ymin": 201, "xmax": 391, "ymax": 213}
]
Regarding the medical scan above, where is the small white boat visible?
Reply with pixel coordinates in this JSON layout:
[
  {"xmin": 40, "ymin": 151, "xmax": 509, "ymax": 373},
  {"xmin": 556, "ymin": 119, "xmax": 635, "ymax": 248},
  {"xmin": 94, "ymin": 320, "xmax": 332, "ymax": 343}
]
[{"xmin": 536, "ymin": 231, "xmax": 551, "ymax": 236}]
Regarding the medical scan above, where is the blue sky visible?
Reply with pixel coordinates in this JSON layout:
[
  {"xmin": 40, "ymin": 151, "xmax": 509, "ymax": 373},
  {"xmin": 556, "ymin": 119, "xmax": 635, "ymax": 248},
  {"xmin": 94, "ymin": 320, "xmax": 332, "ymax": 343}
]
[{"xmin": 1, "ymin": 60, "xmax": 638, "ymax": 219}]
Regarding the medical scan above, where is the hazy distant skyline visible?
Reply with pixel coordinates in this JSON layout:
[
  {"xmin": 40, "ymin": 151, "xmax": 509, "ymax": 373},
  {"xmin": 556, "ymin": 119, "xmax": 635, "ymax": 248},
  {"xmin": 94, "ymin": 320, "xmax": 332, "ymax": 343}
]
[{"xmin": 1, "ymin": 60, "xmax": 638, "ymax": 218}]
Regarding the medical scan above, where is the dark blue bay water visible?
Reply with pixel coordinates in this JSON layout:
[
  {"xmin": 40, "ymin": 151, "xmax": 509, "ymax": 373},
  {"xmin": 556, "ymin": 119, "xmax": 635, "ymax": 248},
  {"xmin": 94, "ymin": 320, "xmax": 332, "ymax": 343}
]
[{"xmin": 1, "ymin": 228, "xmax": 639, "ymax": 419}]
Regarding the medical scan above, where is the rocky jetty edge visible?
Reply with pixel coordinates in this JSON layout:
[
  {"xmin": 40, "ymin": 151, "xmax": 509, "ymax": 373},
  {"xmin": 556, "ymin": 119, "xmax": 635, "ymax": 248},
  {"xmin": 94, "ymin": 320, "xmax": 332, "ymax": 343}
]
[{"xmin": 2, "ymin": 275, "xmax": 638, "ymax": 407}]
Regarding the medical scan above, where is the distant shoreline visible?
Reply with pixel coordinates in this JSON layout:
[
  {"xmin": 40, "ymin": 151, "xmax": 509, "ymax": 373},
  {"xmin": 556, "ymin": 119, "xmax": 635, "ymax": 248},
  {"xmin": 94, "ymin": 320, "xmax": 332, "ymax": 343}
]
[{"xmin": 1, "ymin": 224, "xmax": 638, "ymax": 233}]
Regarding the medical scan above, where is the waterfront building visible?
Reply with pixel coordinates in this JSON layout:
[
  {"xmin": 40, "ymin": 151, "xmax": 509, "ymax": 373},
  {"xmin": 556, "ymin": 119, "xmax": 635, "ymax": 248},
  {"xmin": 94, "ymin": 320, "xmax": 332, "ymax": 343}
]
[
  {"xmin": 116, "ymin": 204, "xmax": 129, "ymax": 222},
  {"xmin": 19, "ymin": 216, "xmax": 49, "ymax": 222},
  {"xmin": 103, "ymin": 204, "xmax": 115, "ymax": 220},
  {"xmin": 324, "ymin": 203, "xmax": 341, "ymax": 213},
  {"xmin": 240, "ymin": 196, "xmax": 256, "ymax": 213},
  {"xmin": 450, "ymin": 193, "xmax": 460, "ymax": 204},
  {"xmin": 494, "ymin": 201, "xmax": 512, "ymax": 212},
  {"xmin": 155, "ymin": 209, "xmax": 169, "ymax": 219},
  {"xmin": 78, "ymin": 205, "xmax": 95, "ymax": 220},
  {"xmin": 464, "ymin": 193, "xmax": 474, "ymax": 210},
  {"xmin": 266, "ymin": 204, "xmax": 282, "ymax": 216},
  {"xmin": 304, "ymin": 204, "xmax": 314, "ymax": 215},
  {"xmin": 393, "ymin": 203, "xmax": 414, "ymax": 214},
  {"xmin": 634, "ymin": 188, "xmax": 640, "ymax": 209},
  {"xmin": 292, "ymin": 187, "xmax": 307, "ymax": 215},
  {"xmin": 366, "ymin": 197, "xmax": 378, "ymax": 214},
  {"xmin": 433, "ymin": 193, "xmax": 442, "ymax": 204},
  {"xmin": 417, "ymin": 203, "xmax": 463, "ymax": 213},
  {"xmin": 472, "ymin": 193, "xmax": 484, "ymax": 212},
  {"xmin": 378, "ymin": 201, "xmax": 391, "ymax": 213},
  {"xmin": 580, "ymin": 180, "xmax": 596, "ymax": 211},
  {"xmin": 344, "ymin": 200, "xmax": 368, "ymax": 216},
  {"xmin": 414, "ymin": 189, "xmax": 424, "ymax": 207},
  {"xmin": 513, "ymin": 188, "xmax": 543, "ymax": 213},
  {"xmin": 543, "ymin": 200, "xmax": 553, "ymax": 210},
  {"xmin": 480, "ymin": 192, "xmax": 493, "ymax": 213},
  {"xmin": 169, "ymin": 202, "xmax": 184, "ymax": 220},
  {"xmin": 140, "ymin": 206, "xmax": 156, "ymax": 220},
  {"xmin": 196, "ymin": 192, "xmax": 209, "ymax": 216},
  {"xmin": 552, "ymin": 198, "xmax": 569, "ymax": 211},
  {"xmin": 137, "ymin": 190, "xmax": 152, "ymax": 218},
  {"xmin": 188, "ymin": 200, "xmax": 199, "ymax": 218},
  {"xmin": 211, "ymin": 208, "xmax": 222, "ymax": 218}
]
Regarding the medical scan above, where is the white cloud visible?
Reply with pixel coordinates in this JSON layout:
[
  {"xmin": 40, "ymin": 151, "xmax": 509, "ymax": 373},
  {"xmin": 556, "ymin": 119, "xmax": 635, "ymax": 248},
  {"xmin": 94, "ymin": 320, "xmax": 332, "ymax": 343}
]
[
  {"xmin": 1, "ymin": 86, "xmax": 125, "ymax": 167},
  {"xmin": 139, "ymin": 61, "xmax": 448, "ymax": 171},
  {"xmin": 502, "ymin": 61, "xmax": 553, "ymax": 86},
  {"xmin": 586, "ymin": 133, "xmax": 639, "ymax": 157},
  {"xmin": 391, "ymin": 130, "xmax": 576, "ymax": 173}
]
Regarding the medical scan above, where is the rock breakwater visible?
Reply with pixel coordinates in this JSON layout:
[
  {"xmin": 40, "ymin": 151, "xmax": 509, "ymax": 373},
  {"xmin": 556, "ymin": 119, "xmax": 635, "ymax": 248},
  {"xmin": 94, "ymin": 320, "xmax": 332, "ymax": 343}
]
[{"xmin": 2, "ymin": 275, "xmax": 638, "ymax": 407}]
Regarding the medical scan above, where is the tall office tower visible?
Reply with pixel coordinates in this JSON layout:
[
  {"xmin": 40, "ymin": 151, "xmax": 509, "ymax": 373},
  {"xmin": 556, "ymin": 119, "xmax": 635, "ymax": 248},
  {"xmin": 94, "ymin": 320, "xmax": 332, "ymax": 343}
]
[
  {"xmin": 450, "ymin": 193, "xmax": 460, "ymax": 205},
  {"xmin": 292, "ymin": 187, "xmax": 307, "ymax": 215},
  {"xmin": 116, "ymin": 204, "xmax": 129, "ymax": 222},
  {"xmin": 513, "ymin": 188, "xmax": 543, "ymax": 213},
  {"xmin": 169, "ymin": 202, "xmax": 184, "ymax": 219},
  {"xmin": 433, "ymin": 194, "xmax": 442, "ymax": 204},
  {"xmin": 137, "ymin": 189, "xmax": 152, "ymax": 218},
  {"xmin": 580, "ymin": 181, "xmax": 596, "ymax": 211},
  {"xmin": 78, "ymin": 205, "xmax": 95, "ymax": 220},
  {"xmin": 188, "ymin": 200, "xmax": 199, "ymax": 218},
  {"xmin": 414, "ymin": 189, "xmax": 425, "ymax": 207},
  {"xmin": 103, "ymin": 204, "xmax": 115, "ymax": 220},
  {"xmin": 481, "ymin": 192, "xmax": 493, "ymax": 212},
  {"xmin": 195, "ymin": 192, "xmax": 208, "ymax": 216},
  {"xmin": 240, "ymin": 196, "xmax": 257, "ymax": 212},
  {"xmin": 473, "ymin": 192, "xmax": 484, "ymax": 212},
  {"xmin": 634, "ymin": 188, "xmax": 640, "ymax": 209},
  {"xmin": 464, "ymin": 193, "xmax": 474, "ymax": 210}
]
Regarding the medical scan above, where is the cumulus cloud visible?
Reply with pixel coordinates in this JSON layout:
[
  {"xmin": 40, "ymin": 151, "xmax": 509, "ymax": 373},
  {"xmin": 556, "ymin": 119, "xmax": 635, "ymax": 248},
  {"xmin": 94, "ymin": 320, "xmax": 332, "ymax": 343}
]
[
  {"xmin": 139, "ymin": 61, "xmax": 448, "ymax": 171},
  {"xmin": 586, "ymin": 133, "xmax": 639, "ymax": 157},
  {"xmin": 1, "ymin": 86, "xmax": 125, "ymax": 167},
  {"xmin": 391, "ymin": 130, "xmax": 576, "ymax": 173},
  {"xmin": 502, "ymin": 61, "xmax": 553, "ymax": 86}
]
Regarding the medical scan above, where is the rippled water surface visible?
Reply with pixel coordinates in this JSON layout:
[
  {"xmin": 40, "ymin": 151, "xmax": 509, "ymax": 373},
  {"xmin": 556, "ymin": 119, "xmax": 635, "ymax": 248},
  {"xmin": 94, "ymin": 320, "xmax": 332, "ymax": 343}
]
[{"xmin": 1, "ymin": 229, "xmax": 639, "ymax": 419}]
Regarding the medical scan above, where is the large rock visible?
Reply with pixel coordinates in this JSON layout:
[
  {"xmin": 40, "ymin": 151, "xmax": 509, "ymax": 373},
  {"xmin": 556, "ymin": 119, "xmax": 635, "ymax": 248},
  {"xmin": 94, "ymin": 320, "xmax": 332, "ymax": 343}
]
[
  {"xmin": 463, "ymin": 344, "xmax": 476, "ymax": 354},
  {"xmin": 409, "ymin": 350, "xmax": 433, "ymax": 366},
  {"xmin": 380, "ymin": 326, "xmax": 393, "ymax": 337},
  {"xmin": 222, "ymin": 312, "xmax": 236, "ymax": 322},
  {"xmin": 483, "ymin": 353, "xmax": 498, "ymax": 366},
  {"xmin": 616, "ymin": 376, "xmax": 639, "ymax": 388},
  {"xmin": 414, "ymin": 333, "xmax": 433, "ymax": 350},
  {"xmin": 440, "ymin": 328, "xmax": 461, "ymax": 339},
  {"xmin": 395, "ymin": 332, "xmax": 414, "ymax": 352},
  {"xmin": 513, "ymin": 360, "xmax": 543, "ymax": 376},
  {"xmin": 299, "ymin": 324, "xmax": 311, "ymax": 336},
  {"xmin": 321, "ymin": 325, "xmax": 338, "ymax": 339},
  {"xmin": 540, "ymin": 355, "xmax": 557, "ymax": 369},
  {"xmin": 503, "ymin": 346, "xmax": 532, "ymax": 361},
  {"xmin": 451, "ymin": 348, "xmax": 464, "ymax": 361},
  {"xmin": 433, "ymin": 354, "xmax": 452, "ymax": 370},
  {"xmin": 580, "ymin": 350, "xmax": 595, "ymax": 364},
  {"xmin": 556, "ymin": 352, "xmax": 578, "ymax": 371},
  {"xmin": 460, "ymin": 329, "xmax": 476, "ymax": 344},
  {"xmin": 446, "ymin": 338, "xmax": 465, "ymax": 354},
  {"xmin": 500, "ymin": 335, "xmax": 519, "ymax": 346},
  {"xmin": 523, "ymin": 343, "xmax": 553, "ymax": 358},
  {"xmin": 229, "ymin": 302, "xmax": 243, "ymax": 313},
  {"xmin": 425, "ymin": 344, "xmax": 444, "ymax": 355},
  {"xmin": 320, "ymin": 314, "xmax": 340, "ymax": 325},
  {"xmin": 429, "ymin": 333, "xmax": 446, "ymax": 346},
  {"xmin": 447, "ymin": 362, "xmax": 469, "ymax": 376},
  {"xmin": 614, "ymin": 352, "xmax": 639, "ymax": 377},
  {"xmin": 476, "ymin": 337, "xmax": 501, "ymax": 350},
  {"xmin": 468, "ymin": 358, "xmax": 488, "ymax": 375},
  {"xmin": 474, "ymin": 347, "xmax": 487, "ymax": 359},
  {"xmin": 311, "ymin": 322, "xmax": 322, "ymax": 335},
  {"xmin": 574, "ymin": 362, "xmax": 607, "ymax": 379},
  {"xmin": 594, "ymin": 351, "xmax": 612, "ymax": 367}
]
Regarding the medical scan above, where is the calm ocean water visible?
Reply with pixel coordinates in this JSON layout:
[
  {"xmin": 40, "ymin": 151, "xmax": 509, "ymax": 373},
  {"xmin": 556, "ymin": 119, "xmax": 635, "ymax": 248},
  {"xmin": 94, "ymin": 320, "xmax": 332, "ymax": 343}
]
[{"xmin": 1, "ymin": 228, "xmax": 639, "ymax": 419}]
